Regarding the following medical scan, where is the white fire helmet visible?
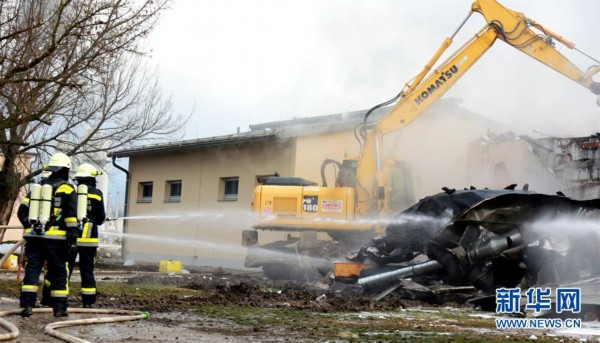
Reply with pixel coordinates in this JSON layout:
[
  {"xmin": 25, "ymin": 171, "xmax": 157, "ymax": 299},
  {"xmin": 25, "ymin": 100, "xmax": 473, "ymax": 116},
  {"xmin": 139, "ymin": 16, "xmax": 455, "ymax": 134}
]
[
  {"xmin": 45, "ymin": 152, "xmax": 72, "ymax": 171},
  {"xmin": 75, "ymin": 163, "xmax": 103, "ymax": 178}
]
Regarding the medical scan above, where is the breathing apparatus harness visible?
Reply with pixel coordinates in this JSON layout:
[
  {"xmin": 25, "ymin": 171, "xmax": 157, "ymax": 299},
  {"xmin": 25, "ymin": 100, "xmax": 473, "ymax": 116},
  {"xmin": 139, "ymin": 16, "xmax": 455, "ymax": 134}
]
[{"xmin": 27, "ymin": 180, "xmax": 70, "ymax": 236}]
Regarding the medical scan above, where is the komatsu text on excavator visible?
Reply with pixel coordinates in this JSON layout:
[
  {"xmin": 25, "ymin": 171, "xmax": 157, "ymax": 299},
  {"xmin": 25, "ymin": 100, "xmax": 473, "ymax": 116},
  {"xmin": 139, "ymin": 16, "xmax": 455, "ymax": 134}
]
[{"xmin": 242, "ymin": 0, "xmax": 600, "ymax": 280}]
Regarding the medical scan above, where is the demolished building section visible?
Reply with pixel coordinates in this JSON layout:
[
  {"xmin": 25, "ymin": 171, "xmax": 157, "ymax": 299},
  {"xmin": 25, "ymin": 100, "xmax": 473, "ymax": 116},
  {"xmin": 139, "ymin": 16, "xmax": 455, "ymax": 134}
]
[
  {"xmin": 526, "ymin": 133, "xmax": 600, "ymax": 199},
  {"xmin": 342, "ymin": 187, "xmax": 600, "ymax": 312},
  {"xmin": 470, "ymin": 132, "xmax": 600, "ymax": 199},
  {"xmin": 337, "ymin": 133, "xmax": 600, "ymax": 312}
]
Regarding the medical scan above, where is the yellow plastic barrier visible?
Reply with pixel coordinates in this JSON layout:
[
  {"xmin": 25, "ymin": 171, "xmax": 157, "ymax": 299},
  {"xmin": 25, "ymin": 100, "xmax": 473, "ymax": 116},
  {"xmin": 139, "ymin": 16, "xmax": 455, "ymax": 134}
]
[{"xmin": 159, "ymin": 260, "xmax": 182, "ymax": 274}]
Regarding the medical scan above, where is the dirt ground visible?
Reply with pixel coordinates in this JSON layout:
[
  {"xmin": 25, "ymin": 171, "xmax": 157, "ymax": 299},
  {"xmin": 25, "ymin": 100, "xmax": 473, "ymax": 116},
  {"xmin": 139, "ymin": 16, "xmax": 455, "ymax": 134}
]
[{"xmin": 0, "ymin": 263, "xmax": 598, "ymax": 342}]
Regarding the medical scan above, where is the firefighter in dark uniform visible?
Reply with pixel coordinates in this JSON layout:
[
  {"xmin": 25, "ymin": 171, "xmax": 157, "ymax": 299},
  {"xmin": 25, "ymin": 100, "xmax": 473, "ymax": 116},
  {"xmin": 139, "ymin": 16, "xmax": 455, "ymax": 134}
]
[
  {"xmin": 69, "ymin": 163, "xmax": 106, "ymax": 308},
  {"xmin": 17, "ymin": 152, "xmax": 78, "ymax": 317}
]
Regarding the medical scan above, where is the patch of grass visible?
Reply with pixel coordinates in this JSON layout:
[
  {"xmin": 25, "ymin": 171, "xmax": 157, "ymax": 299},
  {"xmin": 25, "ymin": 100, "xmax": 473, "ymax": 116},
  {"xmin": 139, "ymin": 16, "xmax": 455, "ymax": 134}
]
[
  {"xmin": 193, "ymin": 304, "xmax": 551, "ymax": 342},
  {"xmin": 0, "ymin": 279, "xmax": 200, "ymax": 301},
  {"xmin": 197, "ymin": 304, "xmax": 321, "ymax": 328},
  {"xmin": 0, "ymin": 279, "xmax": 21, "ymax": 298},
  {"xmin": 196, "ymin": 304, "xmax": 363, "ymax": 339},
  {"xmin": 355, "ymin": 333, "xmax": 498, "ymax": 342},
  {"xmin": 88, "ymin": 282, "xmax": 199, "ymax": 297},
  {"xmin": 193, "ymin": 305, "xmax": 513, "ymax": 341}
]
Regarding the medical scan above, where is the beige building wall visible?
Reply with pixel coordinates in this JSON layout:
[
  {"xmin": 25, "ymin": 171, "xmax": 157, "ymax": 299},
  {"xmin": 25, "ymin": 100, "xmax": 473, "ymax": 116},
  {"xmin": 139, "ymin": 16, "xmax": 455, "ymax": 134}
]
[
  {"xmin": 124, "ymin": 139, "xmax": 297, "ymax": 268},
  {"xmin": 290, "ymin": 111, "xmax": 496, "ymax": 196},
  {"xmin": 293, "ymin": 130, "xmax": 360, "ymax": 184}
]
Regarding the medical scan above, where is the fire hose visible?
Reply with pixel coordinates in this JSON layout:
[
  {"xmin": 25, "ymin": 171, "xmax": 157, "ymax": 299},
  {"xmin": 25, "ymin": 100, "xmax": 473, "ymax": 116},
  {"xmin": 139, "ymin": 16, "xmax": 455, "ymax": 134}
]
[
  {"xmin": 0, "ymin": 238, "xmax": 148, "ymax": 342},
  {"xmin": 0, "ymin": 308, "xmax": 149, "ymax": 342}
]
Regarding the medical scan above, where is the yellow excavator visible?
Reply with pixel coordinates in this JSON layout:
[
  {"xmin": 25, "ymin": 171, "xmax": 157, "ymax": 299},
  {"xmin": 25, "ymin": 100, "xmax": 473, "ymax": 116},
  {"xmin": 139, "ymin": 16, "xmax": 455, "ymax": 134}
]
[{"xmin": 242, "ymin": 0, "xmax": 600, "ymax": 280}]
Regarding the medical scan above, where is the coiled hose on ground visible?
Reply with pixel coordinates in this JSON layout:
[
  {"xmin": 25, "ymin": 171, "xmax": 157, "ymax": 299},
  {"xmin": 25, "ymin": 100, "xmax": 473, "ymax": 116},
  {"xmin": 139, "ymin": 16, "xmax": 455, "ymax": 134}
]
[
  {"xmin": 0, "ymin": 239, "xmax": 149, "ymax": 342},
  {"xmin": 0, "ymin": 307, "xmax": 149, "ymax": 342}
]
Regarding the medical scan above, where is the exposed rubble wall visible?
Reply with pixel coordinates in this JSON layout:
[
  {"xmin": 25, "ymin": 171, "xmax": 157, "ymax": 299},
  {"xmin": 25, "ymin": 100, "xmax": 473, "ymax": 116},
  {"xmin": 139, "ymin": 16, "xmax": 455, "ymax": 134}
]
[{"xmin": 468, "ymin": 132, "xmax": 600, "ymax": 199}]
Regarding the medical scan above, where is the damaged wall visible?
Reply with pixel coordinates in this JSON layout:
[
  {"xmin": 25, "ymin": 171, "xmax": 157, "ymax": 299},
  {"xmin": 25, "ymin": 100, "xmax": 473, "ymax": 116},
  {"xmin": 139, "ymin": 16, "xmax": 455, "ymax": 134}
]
[{"xmin": 467, "ymin": 133, "xmax": 600, "ymax": 199}]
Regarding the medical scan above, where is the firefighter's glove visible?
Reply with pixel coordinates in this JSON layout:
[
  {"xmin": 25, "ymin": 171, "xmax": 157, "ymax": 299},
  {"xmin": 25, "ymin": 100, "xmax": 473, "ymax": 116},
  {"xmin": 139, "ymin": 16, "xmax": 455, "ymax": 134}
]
[{"xmin": 66, "ymin": 228, "xmax": 78, "ymax": 246}]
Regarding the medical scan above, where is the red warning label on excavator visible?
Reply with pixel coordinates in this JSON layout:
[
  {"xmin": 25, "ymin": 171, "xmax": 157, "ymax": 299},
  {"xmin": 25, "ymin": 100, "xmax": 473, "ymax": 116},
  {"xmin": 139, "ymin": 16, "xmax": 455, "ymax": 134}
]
[{"xmin": 321, "ymin": 200, "xmax": 342, "ymax": 213}]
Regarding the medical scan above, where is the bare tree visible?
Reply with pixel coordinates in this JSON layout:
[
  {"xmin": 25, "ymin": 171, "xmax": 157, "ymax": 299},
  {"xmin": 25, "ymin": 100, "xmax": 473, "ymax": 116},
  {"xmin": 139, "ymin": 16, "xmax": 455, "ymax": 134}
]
[{"xmin": 0, "ymin": 0, "xmax": 188, "ymax": 224}]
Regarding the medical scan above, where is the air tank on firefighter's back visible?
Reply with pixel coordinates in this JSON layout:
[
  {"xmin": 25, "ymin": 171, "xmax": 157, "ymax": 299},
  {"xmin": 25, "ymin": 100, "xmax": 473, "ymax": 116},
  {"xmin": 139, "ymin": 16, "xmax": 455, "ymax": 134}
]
[
  {"xmin": 77, "ymin": 184, "xmax": 89, "ymax": 222},
  {"xmin": 28, "ymin": 184, "xmax": 42, "ymax": 223},
  {"xmin": 39, "ymin": 184, "xmax": 53, "ymax": 226}
]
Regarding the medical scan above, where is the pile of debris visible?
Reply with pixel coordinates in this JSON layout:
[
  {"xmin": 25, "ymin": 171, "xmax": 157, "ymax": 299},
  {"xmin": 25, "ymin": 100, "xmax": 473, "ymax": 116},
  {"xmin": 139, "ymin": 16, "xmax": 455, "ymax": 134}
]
[{"xmin": 337, "ymin": 185, "xmax": 600, "ymax": 313}]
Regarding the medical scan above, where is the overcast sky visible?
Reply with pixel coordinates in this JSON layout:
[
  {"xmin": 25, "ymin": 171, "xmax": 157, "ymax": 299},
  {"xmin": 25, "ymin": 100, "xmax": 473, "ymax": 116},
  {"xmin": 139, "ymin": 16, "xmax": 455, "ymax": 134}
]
[{"xmin": 145, "ymin": 0, "xmax": 600, "ymax": 139}]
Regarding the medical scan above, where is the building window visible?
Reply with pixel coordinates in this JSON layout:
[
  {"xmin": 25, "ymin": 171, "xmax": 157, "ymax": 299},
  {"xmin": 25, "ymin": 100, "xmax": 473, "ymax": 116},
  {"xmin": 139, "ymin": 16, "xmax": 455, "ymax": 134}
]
[
  {"xmin": 219, "ymin": 177, "xmax": 239, "ymax": 201},
  {"xmin": 138, "ymin": 182, "xmax": 153, "ymax": 203},
  {"xmin": 165, "ymin": 180, "xmax": 182, "ymax": 202}
]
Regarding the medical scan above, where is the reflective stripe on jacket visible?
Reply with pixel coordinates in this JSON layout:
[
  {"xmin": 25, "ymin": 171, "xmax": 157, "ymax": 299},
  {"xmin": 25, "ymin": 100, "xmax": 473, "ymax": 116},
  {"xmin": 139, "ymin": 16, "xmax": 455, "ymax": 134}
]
[{"xmin": 77, "ymin": 187, "xmax": 106, "ymax": 247}]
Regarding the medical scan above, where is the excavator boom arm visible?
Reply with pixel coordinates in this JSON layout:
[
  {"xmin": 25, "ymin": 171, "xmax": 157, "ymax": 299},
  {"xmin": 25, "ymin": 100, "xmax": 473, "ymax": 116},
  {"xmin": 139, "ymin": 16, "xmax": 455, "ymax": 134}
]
[
  {"xmin": 472, "ymin": 0, "xmax": 600, "ymax": 92},
  {"xmin": 355, "ymin": 0, "xmax": 600, "ymax": 216},
  {"xmin": 376, "ymin": 0, "xmax": 600, "ymax": 136}
]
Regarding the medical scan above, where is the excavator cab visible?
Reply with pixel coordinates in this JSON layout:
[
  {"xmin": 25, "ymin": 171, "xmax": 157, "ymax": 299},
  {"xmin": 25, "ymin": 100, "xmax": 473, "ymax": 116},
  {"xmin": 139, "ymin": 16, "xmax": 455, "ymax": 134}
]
[
  {"xmin": 386, "ymin": 161, "xmax": 416, "ymax": 213},
  {"xmin": 329, "ymin": 156, "xmax": 416, "ymax": 213},
  {"xmin": 337, "ymin": 158, "xmax": 358, "ymax": 188}
]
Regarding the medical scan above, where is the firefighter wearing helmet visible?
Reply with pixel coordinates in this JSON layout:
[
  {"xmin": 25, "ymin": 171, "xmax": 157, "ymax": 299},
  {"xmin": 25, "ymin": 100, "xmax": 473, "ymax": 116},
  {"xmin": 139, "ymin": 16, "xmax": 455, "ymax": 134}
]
[
  {"xmin": 17, "ymin": 152, "xmax": 78, "ymax": 317},
  {"xmin": 68, "ymin": 162, "xmax": 106, "ymax": 308}
]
